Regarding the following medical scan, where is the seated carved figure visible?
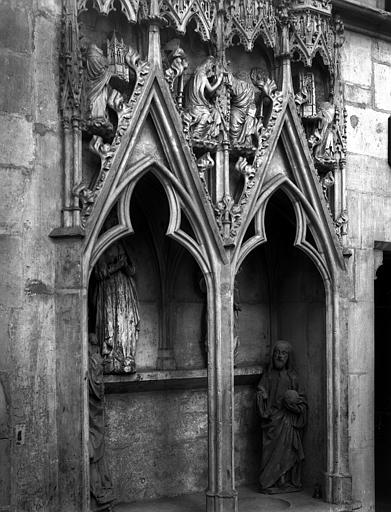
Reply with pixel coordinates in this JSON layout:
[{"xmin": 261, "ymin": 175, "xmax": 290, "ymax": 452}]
[
  {"xmin": 183, "ymin": 56, "xmax": 223, "ymax": 143},
  {"xmin": 256, "ymin": 341, "xmax": 307, "ymax": 494},
  {"xmin": 228, "ymin": 71, "xmax": 258, "ymax": 148}
]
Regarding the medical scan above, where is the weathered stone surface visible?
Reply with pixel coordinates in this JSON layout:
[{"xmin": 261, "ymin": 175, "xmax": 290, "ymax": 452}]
[
  {"xmin": 0, "ymin": 114, "xmax": 34, "ymax": 167},
  {"xmin": 0, "ymin": 236, "xmax": 23, "ymax": 307},
  {"xmin": 344, "ymin": 83, "xmax": 372, "ymax": 107},
  {"xmin": 374, "ymin": 62, "xmax": 391, "ymax": 111},
  {"xmin": 106, "ymin": 389, "xmax": 208, "ymax": 502},
  {"xmin": 346, "ymin": 106, "xmax": 388, "ymax": 160},
  {"xmin": 0, "ymin": 3, "xmax": 31, "ymax": 54},
  {"xmin": 33, "ymin": 15, "xmax": 60, "ymax": 125},
  {"xmin": 35, "ymin": 0, "xmax": 62, "ymax": 16},
  {"xmin": 0, "ymin": 53, "xmax": 32, "ymax": 116},
  {"xmin": 341, "ymin": 32, "xmax": 372, "ymax": 87},
  {"xmin": 349, "ymin": 371, "xmax": 374, "ymax": 451},
  {"xmin": 348, "ymin": 298, "xmax": 375, "ymax": 377},
  {"xmin": 0, "ymin": 439, "xmax": 10, "ymax": 508},
  {"xmin": 373, "ymin": 38, "xmax": 391, "ymax": 64},
  {"xmin": 350, "ymin": 446, "xmax": 374, "ymax": 512},
  {"xmin": 351, "ymin": 249, "xmax": 376, "ymax": 301},
  {"xmin": 0, "ymin": 168, "xmax": 28, "ymax": 235}
]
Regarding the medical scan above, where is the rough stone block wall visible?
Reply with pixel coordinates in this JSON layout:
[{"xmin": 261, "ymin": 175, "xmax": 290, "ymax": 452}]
[
  {"xmin": 342, "ymin": 29, "xmax": 391, "ymax": 512},
  {"xmin": 105, "ymin": 385, "xmax": 260, "ymax": 503},
  {"xmin": 0, "ymin": 1, "xmax": 62, "ymax": 510}
]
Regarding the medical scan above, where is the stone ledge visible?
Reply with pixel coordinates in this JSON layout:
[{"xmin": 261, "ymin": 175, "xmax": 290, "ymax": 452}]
[
  {"xmin": 333, "ymin": 1, "xmax": 391, "ymax": 42},
  {"xmin": 104, "ymin": 366, "xmax": 263, "ymax": 393},
  {"xmin": 114, "ymin": 485, "xmax": 360, "ymax": 512}
]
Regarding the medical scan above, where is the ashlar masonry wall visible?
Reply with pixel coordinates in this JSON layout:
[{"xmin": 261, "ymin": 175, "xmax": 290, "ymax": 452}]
[
  {"xmin": 342, "ymin": 30, "xmax": 391, "ymax": 512},
  {"xmin": 0, "ymin": 1, "xmax": 62, "ymax": 510}
]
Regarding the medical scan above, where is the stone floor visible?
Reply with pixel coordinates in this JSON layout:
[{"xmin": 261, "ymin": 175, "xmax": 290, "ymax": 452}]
[{"xmin": 114, "ymin": 486, "xmax": 360, "ymax": 512}]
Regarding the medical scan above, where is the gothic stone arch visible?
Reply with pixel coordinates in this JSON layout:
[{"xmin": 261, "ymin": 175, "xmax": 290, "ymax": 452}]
[{"xmin": 52, "ymin": 1, "xmax": 351, "ymax": 510}]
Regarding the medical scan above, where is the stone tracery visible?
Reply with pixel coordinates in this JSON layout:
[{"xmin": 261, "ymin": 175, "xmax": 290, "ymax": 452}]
[{"xmin": 57, "ymin": 1, "xmax": 351, "ymax": 510}]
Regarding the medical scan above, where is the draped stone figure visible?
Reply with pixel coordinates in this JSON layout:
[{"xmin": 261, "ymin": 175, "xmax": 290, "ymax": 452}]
[
  {"xmin": 184, "ymin": 56, "xmax": 224, "ymax": 142},
  {"xmin": 256, "ymin": 341, "xmax": 307, "ymax": 494},
  {"xmin": 309, "ymin": 101, "xmax": 336, "ymax": 167},
  {"xmin": 88, "ymin": 333, "xmax": 115, "ymax": 512},
  {"xmin": 228, "ymin": 72, "xmax": 258, "ymax": 148},
  {"xmin": 95, "ymin": 243, "xmax": 140, "ymax": 374},
  {"xmin": 85, "ymin": 43, "xmax": 114, "ymax": 133}
]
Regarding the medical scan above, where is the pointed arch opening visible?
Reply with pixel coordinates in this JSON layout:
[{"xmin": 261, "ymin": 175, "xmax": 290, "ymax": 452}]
[
  {"xmin": 87, "ymin": 170, "xmax": 211, "ymax": 507},
  {"xmin": 234, "ymin": 188, "xmax": 327, "ymax": 498}
]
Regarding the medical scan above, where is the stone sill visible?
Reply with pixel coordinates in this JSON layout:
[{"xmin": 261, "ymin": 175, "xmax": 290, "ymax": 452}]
[{"xmin": 104, "ymin": 365, "xmax": 262, "ymax": 393}]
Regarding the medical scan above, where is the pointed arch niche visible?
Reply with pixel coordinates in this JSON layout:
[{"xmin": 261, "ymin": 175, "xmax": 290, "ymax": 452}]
[
  {"xmin": 87, "ymin": 171, "xmax": 210, "ymax": 504},
  {"xmin": 235, "ymin": 188, "xmax": 327, "ymax": 493}
]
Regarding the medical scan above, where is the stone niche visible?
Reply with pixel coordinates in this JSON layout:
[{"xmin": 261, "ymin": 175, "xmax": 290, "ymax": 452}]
[
  {"xmin": 82, "ymin": 2, "xmax": 327, "ymax": 505},
  {"xmin": 236, "ymin": 190, "xmax": 326, "ymax": 491},
  {"xmin": 87, "ymin": 181, "xmax": 327, "ymax": 505},
  {"xmin": 88, "ymin": 172, "xmax": 210, "ymax": 503}
]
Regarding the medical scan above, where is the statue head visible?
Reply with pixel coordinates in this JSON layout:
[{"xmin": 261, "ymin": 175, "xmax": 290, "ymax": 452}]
[
  {"xmin": 272, "ymin": 340, "xmax": 292, "ymax": 370},
  {"xmin": 89, "ymin": 333, "xmax": 99, "ymax": 346},
  {"xmin": 250, "ymin": 67, "xmax": 268, "ymax": 90},
  {"xmin": 234, "ymin": 70, "xmax": 249, "ymax": 82},
  {"xmin": 200, "ymin": 56, "xmax": 216, "ymax": 76},
  {"xmin": 88, "ymin": 333, "xmax": 100, "ymax": 355}
]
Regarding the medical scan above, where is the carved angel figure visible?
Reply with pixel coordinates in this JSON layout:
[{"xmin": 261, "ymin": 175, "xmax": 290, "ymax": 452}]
[
  {"xmin": 94, "ymin": 242, "xmax": 140, "ymax": 374},
  {"xmin": 183, "ymin": 56, "xmax": 224, "ymax": 143}
]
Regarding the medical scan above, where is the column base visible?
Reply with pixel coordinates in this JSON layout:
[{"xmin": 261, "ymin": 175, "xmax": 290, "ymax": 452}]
[
  {"xmin": 324, "ymin": 472, "xmax": 352, "ymax": 505},
  {"xmin": 206, "ymin": 490, "xmax": 238, "ymax": 512}
]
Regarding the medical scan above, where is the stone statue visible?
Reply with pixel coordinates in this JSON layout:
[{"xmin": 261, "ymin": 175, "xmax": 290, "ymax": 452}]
[
  {"xmin": 88, "ymin": 333, "xmax": 115, "ymax": 512},
  {"xmin": 85, "ymin": 43, "xmax": 114, "ymax": 134},
  {"xmin": 308, "ymin": 100, "xmax": 336, "ymax": 167},
  {"xmin": 165, "ymin": 47, "xmax": 188, "ymax": 91},
  {"xmin": 228, "ymin": 71, "xmax": 258, "ymax": 148},
  {"xmin": 250, "ymin": 68, "xmax": 275, "ymax": 129},
  {"xmin": 95, "ymin": 242, "xmax": 140, "ymax": 374},
  {"xmin": 256, "ymin": 341, "xmax": 307, "ymax": 494},
  {"xmin": 183, "ymin": 56, "xmax": 224, "ymax": 143}
]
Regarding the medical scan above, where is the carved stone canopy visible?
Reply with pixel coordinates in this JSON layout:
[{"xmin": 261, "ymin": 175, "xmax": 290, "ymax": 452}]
[{"xmin": 59, "ymin": 0, "xmax": 347, "ymax": 249}]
